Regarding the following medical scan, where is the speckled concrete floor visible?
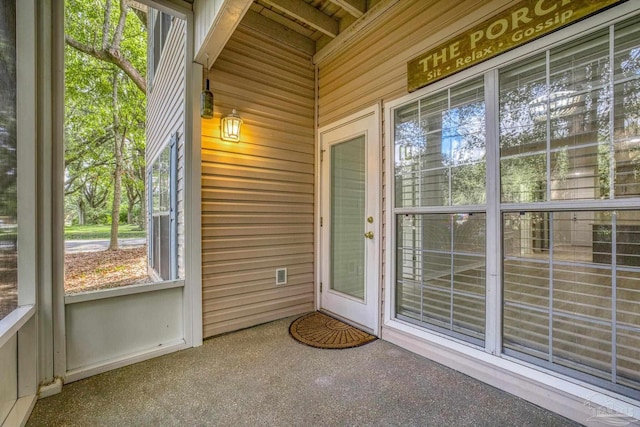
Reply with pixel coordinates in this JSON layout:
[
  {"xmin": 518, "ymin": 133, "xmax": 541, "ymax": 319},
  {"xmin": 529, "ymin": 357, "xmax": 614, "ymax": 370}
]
[{"xmin": 27, "ymin": 316, "xmax": 581, "ymax": 426}]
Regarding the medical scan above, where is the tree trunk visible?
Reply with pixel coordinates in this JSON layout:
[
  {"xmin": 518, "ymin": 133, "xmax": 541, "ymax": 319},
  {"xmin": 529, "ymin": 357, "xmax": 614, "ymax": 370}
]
[
  {"xmin": 124, "ymin": 178, "xmax": 138, "ymax": 225},
  {"xmin": 140, "ymin": 165, "xmax": 146, "ymax": 230},
  {"xmin": 140, "ymin": 186, "xmax": 146, "ymax": 230},
  {"xmin": 108, "ymin": 134, "xmax": 123, "ymax": 250},
  {"xmin": 78, "ymin": 198, "xmax": 85, "ymax": 225},
  {"xmin": 108, "ymin": 73, "xmax": 124, "ymax": 251}
]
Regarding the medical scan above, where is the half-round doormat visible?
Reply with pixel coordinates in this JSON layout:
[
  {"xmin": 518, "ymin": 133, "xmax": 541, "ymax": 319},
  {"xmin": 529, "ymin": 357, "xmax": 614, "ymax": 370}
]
[{"xmin": 289, "ymin": 312, "xmax": 377, "ymax": 349}]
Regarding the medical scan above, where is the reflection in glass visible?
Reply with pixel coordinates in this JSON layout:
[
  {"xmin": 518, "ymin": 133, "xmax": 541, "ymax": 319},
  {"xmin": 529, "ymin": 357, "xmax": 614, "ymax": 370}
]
[
  {"xmin": 617, "ymin": 269, "xmax": 640, "ymax": 390},
  {"xmin": 614, "ymin": 15, "xmax": 640, "ymax": 198},
  {"xmin": 151, "ymin": 145, "xmax": 172, "ymax": 280},
  {"xmin": 548, "ymin": 29, "xmax": 611, "ymax": 202},
  {"xmin": 152, "ymin": 146, "xmax": 171, "ymax": 215},
  {"xmin": 500, "ymin": 154, "xmax": 547, "ymax": 203},
  {"xmin": 395, "ymin": 77, "xmax": 486, "ymax": 208},
  {"xmin": 499, "ymin": 53, "xmax": 550, "ymax": 203},
  {"xmin": 500, "ymin": 18, "xmax": 640, "ymax": 203},
  {"xmin": 503, "ymin": 211, "xmax": 640, "ymax": 393},
  {"xmin": 330, "ymin": 136, "xmax": 365, "ymax": 300},
  {"xmin": 0, "ymin": 1, "xmax": 17, "ymax": 321},
  {"xmin": 396, "ymin": 213, "xmax": 486, "ymax": 344}
]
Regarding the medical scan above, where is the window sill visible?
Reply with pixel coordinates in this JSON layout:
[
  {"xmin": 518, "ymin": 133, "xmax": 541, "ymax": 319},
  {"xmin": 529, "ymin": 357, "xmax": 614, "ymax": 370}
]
[
  {"xmin": 382, "ymin": 318, "xmax": 640, "ymax": 423},
  {"xmin": 64, "ymin": 280, "xmax": 184, "ymax": 305},
  {"xmin": 0, "ymin": 305, "xmax": 36, "ymax": 348}
]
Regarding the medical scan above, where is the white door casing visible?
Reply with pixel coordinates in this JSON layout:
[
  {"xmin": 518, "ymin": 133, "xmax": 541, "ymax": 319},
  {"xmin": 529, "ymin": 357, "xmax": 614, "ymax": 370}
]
[{"xmin": 318, "ymin": 105, "xmax": 380, "ymax": 335}]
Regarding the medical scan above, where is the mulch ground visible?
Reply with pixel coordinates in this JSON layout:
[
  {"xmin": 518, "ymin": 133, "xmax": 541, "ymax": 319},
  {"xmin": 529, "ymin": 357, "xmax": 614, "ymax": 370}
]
[
  {"xmin": 1, "ymin": 246, "xmax": 150, "ymax": 318},
  {"xmin": 64, "ymin": 246, "xmax": 150, "ymax": 294}
]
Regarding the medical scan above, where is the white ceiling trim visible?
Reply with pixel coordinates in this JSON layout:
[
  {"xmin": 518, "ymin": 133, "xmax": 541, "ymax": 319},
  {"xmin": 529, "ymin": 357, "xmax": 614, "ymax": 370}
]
[
  {"xmin": 313, "ymin": 0, "xmax": 399, "ymax": 64},
  {"xmin": 261, "ymin": 0, "xmax": 339, "ymax": 38}
]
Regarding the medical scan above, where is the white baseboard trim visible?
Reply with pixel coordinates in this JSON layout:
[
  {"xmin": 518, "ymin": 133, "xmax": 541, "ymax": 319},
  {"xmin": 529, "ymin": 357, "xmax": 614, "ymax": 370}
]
[
  {"xmin": 64, "ymin": 339, "xmax": 187, "ymax": 384},
  {"xmin": 38, "ymin": 377, "xmax": 63, "ymax": 399},
  {"xmin": 3, "ymin": 394, "xmax": 37, "ymax": 427},
  {"xmin": 382, "ymin": 324, "xmax": 640, "ymax": 426}
]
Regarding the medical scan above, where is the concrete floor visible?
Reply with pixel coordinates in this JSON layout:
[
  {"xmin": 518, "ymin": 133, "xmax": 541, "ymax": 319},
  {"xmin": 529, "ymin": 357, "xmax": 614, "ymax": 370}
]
[{"xmin": 27, "ymin": 316, "xmax": 581, "ymax": 426}]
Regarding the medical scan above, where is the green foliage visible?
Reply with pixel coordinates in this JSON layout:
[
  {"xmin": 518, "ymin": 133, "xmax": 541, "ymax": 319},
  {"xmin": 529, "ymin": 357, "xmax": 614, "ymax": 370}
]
[
  {"xmin": 0, "ymin": 1, "xmax": 17, "ymax": 220},
  {"xmin": 64, "ymin": 0, "xmax": 147, "ymax": 226}
]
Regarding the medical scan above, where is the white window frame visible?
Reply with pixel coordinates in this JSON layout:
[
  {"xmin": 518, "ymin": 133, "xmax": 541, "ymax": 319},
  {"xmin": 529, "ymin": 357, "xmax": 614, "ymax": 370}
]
[
  {"xmin": 0, "ymin": 0, "xmax": 39, "ymax": 424},
  {"xmin": 384, "ymin": 1, "xmax": 640, "ymax": 420},
  {"xmin": 51, "ymin": 0, "xmax": 202, "ymax": 382},
  {"xmin": 392, "ymin": 79, "xmax": 488, "ymax": 347},
  {"xmin": 148, "ymin": 132, "xmax": 179, "ymax": 281},
  {"xmin": 61, "ymin": 7, "xmax": 189, "ymax": 303}
]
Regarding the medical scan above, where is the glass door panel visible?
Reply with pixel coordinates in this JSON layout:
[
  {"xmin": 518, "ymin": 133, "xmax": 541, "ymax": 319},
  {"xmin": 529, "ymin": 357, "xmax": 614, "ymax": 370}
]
[{"xmin": 330, "ymin": 136, "xmax": 366, "ymax": 300}]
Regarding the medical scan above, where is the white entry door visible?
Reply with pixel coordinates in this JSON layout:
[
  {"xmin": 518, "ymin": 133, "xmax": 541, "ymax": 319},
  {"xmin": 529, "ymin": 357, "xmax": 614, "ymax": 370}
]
[{"xmin": 319, "ymin": 105, "xmax": 380, "ymax": 335}]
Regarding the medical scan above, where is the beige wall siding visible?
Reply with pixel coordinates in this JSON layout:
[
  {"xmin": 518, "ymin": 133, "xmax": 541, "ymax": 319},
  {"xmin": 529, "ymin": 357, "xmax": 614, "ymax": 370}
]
[
  {"xmin": 317, "ymin": 0, "xmax": 515, "ymax": 322},
  {"xmin": 317, "ymin": 0, "xmax": 515, "ymax": 127},
  {"xmin": 146, "ymin": 18, "xmax": 187, "ymax": 278},
  {"xmin": 201, "ymin": 24, "xmax": 315, "ymax": 338}
]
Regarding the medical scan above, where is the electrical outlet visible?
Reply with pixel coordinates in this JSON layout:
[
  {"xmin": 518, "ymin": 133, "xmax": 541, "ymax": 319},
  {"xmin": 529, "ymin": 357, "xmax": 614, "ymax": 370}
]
[{"xmin": 276, "ymin": 268, "xmax": 287, "ymax": 285}]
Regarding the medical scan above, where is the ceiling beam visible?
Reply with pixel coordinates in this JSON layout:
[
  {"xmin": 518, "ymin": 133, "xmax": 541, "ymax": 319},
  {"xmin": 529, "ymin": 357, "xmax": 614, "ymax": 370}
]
[
  {"xmin": 314, "ymin": 0, "xmax": 399, "ymax": 64},
  {"xmin": 241, "ymin": 9, "xmax": 315, "ymax": 56},
  {"xmin": 261, "ymin": 0, "xmax": 339, "ymax": 38},
  {"xmin": 328, "ymin": 0, "xmax": 364, "ymax": 19}
]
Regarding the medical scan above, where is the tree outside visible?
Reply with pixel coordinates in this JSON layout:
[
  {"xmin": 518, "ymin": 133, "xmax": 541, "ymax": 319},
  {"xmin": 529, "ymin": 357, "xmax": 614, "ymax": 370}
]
[{"xmin": 64, "ymin": 0, "xmax": 148, "ymax": 294}]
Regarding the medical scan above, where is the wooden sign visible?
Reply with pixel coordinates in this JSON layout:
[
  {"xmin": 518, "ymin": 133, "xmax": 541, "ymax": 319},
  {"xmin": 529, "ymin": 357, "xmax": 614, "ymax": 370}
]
[{"xmin": 407, "ymin": 0, "xmax": 626, "ymax": 92}]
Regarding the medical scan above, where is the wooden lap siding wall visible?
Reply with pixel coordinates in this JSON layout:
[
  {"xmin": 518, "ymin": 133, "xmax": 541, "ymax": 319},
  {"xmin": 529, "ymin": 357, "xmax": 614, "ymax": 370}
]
[
  {"xmin": 201, "ymin": 24, "xmax": 315, "ymax": 338},
  {"xmin": 146, "ymin": 18, "xmax": 187, "ymax": 278},
  {"xmin": 318, "ymin": 0, "xmax": 507, "ymax": 127}
]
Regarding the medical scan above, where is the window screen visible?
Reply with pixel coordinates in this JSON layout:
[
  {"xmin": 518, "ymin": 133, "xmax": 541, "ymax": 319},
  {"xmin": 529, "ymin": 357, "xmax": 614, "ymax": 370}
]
[{"xmin": 0, "ymin": 1, "xmax": 17, "ymax": 321}]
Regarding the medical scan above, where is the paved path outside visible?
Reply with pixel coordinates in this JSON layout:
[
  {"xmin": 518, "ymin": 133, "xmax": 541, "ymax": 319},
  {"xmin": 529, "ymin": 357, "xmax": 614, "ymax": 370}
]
[
  {"xmin": 27, "ymin": 316, "xmax": 581, "ymax": 427},
  {"xmin": 65, "ymin": 238, "xmax": 146, "ymax": 253}
]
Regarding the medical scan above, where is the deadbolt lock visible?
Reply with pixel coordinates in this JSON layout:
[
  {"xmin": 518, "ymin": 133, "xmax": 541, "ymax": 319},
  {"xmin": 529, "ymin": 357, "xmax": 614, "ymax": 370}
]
[
  {"xmin": 367, "ymin": 216, "xmax": 374, "ymax": 223},
  {"xmin": 364, "ymin": 231, "xmax": 374, "ymax": 239}
]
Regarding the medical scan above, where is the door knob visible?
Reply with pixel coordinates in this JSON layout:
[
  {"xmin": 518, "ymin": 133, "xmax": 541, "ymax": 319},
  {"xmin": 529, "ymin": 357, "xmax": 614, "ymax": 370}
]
[{"xmin": 364, "ymin": 231, "xmax": 374, "ymax": 239}]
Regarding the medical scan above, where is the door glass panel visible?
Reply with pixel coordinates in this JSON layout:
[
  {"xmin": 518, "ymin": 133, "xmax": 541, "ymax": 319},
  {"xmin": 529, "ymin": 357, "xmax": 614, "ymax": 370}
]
[{"xmin": 331, "ymin": 135, "xmax": 365, "ymax": 300}]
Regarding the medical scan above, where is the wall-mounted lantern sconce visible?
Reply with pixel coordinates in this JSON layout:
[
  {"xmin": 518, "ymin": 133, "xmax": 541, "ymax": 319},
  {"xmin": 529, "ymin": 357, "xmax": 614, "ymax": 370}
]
[
  {"xmin": 221, "ymin": 109, "xmax": 242, "ymax": 142},
  {"xmin": 200, "ymin": 79, "xmax": 214, "ymax": 119},
  {"xmin": 200, "ymin": 56, "xmax": 214, "ymax": 119}
]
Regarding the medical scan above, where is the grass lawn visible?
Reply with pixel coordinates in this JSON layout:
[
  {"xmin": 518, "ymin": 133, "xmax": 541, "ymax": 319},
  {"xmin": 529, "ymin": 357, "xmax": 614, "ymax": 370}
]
[{"xmin": 65, "ymin": 224, "xmax": 145, "ymax": 240}]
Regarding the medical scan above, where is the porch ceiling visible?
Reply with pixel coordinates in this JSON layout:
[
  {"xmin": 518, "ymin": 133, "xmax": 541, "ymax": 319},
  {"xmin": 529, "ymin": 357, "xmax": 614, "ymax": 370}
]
[{"xmin": 248, "ymin": 0, "xmax": 368, "ymax": 53}]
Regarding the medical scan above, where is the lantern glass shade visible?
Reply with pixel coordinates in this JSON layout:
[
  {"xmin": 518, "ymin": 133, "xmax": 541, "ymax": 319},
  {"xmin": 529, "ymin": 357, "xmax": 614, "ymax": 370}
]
[
  {"xmin": 221, "ymin": 109, "xmax": 242, "ymax": 142},
  {"xmin": 200, "ymin": 79, "xmax": 213, "ymax": 119}
]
